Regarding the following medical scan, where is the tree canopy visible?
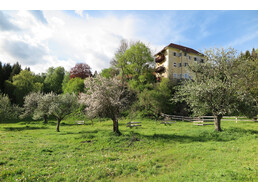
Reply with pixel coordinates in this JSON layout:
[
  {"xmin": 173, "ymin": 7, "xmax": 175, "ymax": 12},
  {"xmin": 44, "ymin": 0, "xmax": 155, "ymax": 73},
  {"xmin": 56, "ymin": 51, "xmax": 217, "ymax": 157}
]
[
  {"xmin": 43, "ymin": 67, "xmax": 65, "ymax": 94},
  {"xmin": 111, "ymin": 41, "xmax": 156, "ymax": 91},
  {"xmin": 70, "ymin": 63, "xmax": 92, "ymax": 79},
  {"xmin": 79, "ymin": 76, "xmax": 132, "ymax": 134}
]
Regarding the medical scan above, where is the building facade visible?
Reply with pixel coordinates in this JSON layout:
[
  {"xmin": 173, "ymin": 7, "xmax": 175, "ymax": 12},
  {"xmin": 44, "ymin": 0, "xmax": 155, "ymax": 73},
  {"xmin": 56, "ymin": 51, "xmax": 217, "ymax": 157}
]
[{"xmin": 155, "ymin": 43, "xmax": 204, "ymax": 80}]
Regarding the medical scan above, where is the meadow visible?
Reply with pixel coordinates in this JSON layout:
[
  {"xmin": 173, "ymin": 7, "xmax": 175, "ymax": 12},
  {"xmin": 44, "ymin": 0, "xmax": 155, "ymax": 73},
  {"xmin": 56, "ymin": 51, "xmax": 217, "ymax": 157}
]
[{"xmin": 0, "ymin": 118, "xmax": 257, "ymax": 182}]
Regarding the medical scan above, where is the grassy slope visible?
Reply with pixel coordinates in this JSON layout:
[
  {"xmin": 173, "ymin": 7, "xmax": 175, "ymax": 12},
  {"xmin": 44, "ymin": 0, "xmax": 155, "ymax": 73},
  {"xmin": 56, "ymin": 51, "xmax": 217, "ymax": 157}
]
[{"xmin": 0, "ymin": 118, "xmax": 257, "ymax": 182}]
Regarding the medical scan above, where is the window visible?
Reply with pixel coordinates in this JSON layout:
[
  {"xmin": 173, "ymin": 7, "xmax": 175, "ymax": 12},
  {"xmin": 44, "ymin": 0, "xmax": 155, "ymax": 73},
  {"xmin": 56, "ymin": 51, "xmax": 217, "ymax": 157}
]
[
  {"xmin": 174, "ymin": 63, "xmax": 177, "ymax": 67},
  {"xmin": 179, "ymin": 63, "xmax": 182, "ymax": 67},
  {"xmin": 184, "ymin": 63, "xmax": 188, "ymax": 67},
  {"xmin": 179, "ymin": 74, "xmax": 182, "ymax": 79},
  {"xmin": 189, "ymin": 56, "xmax": 191, "ymax": 60},
  {"xmin": 184, "ymin": 73, "xmax": 188, "ymax": 79},
  {"xmin": 184, "ymin": 52, "xmax": 187, "ymax": 56},
  {"xmin": 200, "ymin": 59, "xmax": 204, "ymax": 63},
  {"xmin": 194, "ymin": 57, "xmax": 197, "ymax": 61},
  {"xmin": 173, "ymin": 73, "xmax": 177, "ymax": 79},
  {"xmin": 173, "ymin": 52, "xmax": 177, "ymax": 56},
  {"xmin": 179, "ymin": 53, "xmax": 182, "ymax": 57}
]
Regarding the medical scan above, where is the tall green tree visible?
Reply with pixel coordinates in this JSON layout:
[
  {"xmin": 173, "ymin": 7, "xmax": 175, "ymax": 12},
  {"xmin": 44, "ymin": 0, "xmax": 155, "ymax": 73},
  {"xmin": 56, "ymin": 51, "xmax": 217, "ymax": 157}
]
[
  {"xmin": 9, "ymin": 62, "xmax": 22, "ymax": 80},
  {"xmin": 63, "ymin": 77, "xmax": 84, "ymax": 95},
  {"xmin": 43, "ymin": 67, "xmax": 65, "ymax": 94},
  {"xmin": 113, "ymin": 41, "xmax": 155, "ymax": 91},
  {"xmin": 12, "ymin": 70, "xmax": 43, "ymax": 105},
  {"xmin": 174, "ymin": 48, "xmax": 256, "ymax": 131}
]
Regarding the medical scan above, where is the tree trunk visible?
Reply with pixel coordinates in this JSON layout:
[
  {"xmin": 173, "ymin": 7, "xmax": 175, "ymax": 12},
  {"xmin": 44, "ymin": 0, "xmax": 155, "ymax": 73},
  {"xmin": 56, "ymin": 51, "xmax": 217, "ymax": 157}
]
[
  {"xmin": 112, "ymin": 118, "xmax": 121, "ymax": 135},
  {"xmin": 214, "ymin": 115, "xmax": 222, "ymax": 132},
  {"xmin": 56, "ymin": 118, "xmax": 61, "ymax": 132},
  {"xmin": 43, "ymin": 115, "xmax": 48, "ymax": 124}
]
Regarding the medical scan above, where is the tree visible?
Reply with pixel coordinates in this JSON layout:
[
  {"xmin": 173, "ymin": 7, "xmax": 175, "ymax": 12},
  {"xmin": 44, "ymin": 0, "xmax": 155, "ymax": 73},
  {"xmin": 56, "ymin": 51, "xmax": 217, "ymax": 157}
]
[
  {"xmin": 12, "ymin": 70, "xmax": 43, "ymax": 105},
  {"xmin": 100, "ymin": 67, "xmax": 119, "ymax": 79},
  {"xmin": 63, "ymin": 77, "xmax": 84, "ymax": 95},
  {"xmin": 79, "ymin": 76, "xmax": 132, "ymax": 135},
  {"xmin": 0, "ymin": 62, "xmax": 3, "ymax": 92},
  {"xmin": 62, "ymin": 71, "xmax": 70, "ymax": 92},
  {"xmin": 9, "ymin": 62, "xmax": 22, "ymax": 80},
  {"xmin": 43, "ymin": 67, "xmax": 65, "ymax": 94},
  {"xmin": 3, "ymin": 80, "xmax": 16, "ymax": 103},
  {"xmin": 110, "ymin": 39, "xmax": 129, "ymax": 85},
  {"xmin": 114, "ymin": 41, "xmax": 156, "ymax": 91},
  {"xmin": 70, "ymin": 63, "xmax": 92, "ymax": 79},
  {"xmin": 0, "ymin": 93, "xmax": 20, "ymax": 122},
  {"xmin": 174, "ymin": 48, "xmax": 256, "ymax": 131},
  {"xmin": 137, "ymin": 78, "xmax": 175, "ymax": 119},
  {"xmin": 23, "ymin": 92, "xmax": 79, "ymax": 132},
  {"xmin": 236, "ymin": 51, "xmax": 258, "ymax": 119},
  {"xmin": 22, "ymin": 92, "xmax": 49, "ymax": 123},
  {"xmin": 47, "ymin": 93, "xmax": 79, "ymax": 132},
  {"xmin": 251, "ymin": 48, "xmax": 257, "ymax": 59}
]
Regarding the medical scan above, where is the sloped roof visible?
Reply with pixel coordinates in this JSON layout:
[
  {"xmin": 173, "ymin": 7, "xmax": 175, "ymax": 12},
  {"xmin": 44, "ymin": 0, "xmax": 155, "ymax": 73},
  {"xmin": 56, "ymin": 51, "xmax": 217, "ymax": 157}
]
[{"xmin": 155, "ymin": 43, "xmax": 204, "ymax": 56}]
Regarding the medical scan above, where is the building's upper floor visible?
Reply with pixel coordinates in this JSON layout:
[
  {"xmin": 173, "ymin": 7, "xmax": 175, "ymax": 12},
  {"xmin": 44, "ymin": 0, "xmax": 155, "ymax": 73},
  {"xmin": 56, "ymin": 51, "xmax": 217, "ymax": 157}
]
[{"xmin": 154, "ymin": 43, "xmax": 204, "ymax": 80}]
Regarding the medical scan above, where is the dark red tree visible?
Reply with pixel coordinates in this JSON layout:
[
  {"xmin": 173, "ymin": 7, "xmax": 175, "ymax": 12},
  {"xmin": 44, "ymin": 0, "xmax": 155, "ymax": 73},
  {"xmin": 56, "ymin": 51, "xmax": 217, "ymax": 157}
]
[{"xmin": 70, "ymin": 63, "xmax": 92, "ymax": 79}]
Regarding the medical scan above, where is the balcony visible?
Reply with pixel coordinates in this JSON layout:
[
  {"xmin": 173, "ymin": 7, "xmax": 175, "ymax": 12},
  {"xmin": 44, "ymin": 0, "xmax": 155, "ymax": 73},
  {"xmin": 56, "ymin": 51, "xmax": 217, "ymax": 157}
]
[
  {"xmin": 155, "ymin": 54, "xmax": 165, "ymax": 63},
  {"xmin": 155, "ymin": 66, "xmax": 166, "ymax": 74}
]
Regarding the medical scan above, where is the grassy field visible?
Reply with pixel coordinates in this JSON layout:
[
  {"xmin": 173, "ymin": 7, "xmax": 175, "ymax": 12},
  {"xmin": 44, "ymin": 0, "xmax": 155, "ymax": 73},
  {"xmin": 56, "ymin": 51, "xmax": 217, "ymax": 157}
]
[{"xmin": 0, "ymin": 118, "xmax": 257, "ymax": 182}]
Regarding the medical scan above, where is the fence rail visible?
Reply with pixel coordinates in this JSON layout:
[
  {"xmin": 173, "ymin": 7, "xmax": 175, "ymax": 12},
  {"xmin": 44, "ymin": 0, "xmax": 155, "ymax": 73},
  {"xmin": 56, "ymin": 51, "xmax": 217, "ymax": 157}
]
[{"xmin": 161, "ymin": 113, "xmax": 257, "ymax": 123}]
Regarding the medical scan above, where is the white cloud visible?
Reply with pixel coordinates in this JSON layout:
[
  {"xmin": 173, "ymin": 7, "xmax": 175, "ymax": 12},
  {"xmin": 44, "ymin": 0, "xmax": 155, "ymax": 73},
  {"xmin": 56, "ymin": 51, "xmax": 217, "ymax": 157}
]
[
  {"xmin": 0, "ymin": 10, "xmax": 142, "ymax": 74},
  {"xmin": 0, "ymin": 10, "xmax": 182, "ymax": 74},
  {"xmin": 75, "ymin": 10, "xmax": 84, "ymax": 17}
]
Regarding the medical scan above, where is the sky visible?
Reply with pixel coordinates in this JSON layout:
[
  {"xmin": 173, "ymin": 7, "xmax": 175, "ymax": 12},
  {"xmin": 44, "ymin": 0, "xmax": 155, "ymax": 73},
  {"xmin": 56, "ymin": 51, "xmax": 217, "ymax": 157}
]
[{"xmin": 0, "ymin": 10, "xmax": 257, "ymax": 74}]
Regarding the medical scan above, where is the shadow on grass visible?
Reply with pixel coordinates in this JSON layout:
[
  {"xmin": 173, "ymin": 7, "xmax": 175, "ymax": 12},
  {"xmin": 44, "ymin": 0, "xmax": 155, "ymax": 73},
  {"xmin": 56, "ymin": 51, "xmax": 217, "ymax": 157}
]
[
  {"xmin": 4, "ymin": 126, "xmax": 48, "ymax": 131},
  {"xmin": 136, "ymin": 127, "xmax": 257, "ymax": 143}
]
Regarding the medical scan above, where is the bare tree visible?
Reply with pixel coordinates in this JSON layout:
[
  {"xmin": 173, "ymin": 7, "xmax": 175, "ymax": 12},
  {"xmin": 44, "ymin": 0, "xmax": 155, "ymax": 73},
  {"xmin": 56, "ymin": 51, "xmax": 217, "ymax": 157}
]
[{"xmin": 79, "ymin": 76, "xmax": 131, "ymax": 135}]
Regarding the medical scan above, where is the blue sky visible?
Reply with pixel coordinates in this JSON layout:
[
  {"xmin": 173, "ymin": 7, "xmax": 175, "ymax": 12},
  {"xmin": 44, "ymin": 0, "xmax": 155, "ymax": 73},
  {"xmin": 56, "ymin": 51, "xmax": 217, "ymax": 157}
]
[{"xmin": 0, "ymin": 10, "xmax": 257, "ymax": 73}]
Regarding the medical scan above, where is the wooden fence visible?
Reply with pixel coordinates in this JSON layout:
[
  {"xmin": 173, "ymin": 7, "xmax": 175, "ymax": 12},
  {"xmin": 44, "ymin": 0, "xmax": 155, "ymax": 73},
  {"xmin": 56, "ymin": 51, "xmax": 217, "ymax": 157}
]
[{"xmin": 161, "ymin": 113, "xmax": 257, "ymax": 125}]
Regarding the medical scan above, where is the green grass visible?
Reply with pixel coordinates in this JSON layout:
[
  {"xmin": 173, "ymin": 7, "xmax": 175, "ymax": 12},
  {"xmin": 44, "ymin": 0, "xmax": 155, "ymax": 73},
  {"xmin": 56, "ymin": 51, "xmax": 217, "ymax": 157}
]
[{"xmin": 0, "ymin": 118, "xmax": 257, "ymax": 182}]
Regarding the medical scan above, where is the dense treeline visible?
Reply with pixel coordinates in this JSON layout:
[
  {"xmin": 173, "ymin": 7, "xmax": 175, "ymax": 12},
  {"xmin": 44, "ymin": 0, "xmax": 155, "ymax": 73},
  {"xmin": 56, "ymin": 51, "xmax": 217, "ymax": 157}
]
[{"xmin": 0, "ymin": 41, "xmax": 257, "ymax": 132}]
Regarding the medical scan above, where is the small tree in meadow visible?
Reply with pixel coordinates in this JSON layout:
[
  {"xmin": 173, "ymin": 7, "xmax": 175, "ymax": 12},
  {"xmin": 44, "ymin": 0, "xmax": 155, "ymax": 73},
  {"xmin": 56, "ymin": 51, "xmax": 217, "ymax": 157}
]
[
  {"xmin": 22, "ymin": 92, "xmax": 79, "ymax": 132},
  {"xmin": 46, "ymin": 93, "xmax": 79, "ymax": 132},
  {"xmin": 79, "ymin": 76, "xmax": 132, "ymax": 135}
]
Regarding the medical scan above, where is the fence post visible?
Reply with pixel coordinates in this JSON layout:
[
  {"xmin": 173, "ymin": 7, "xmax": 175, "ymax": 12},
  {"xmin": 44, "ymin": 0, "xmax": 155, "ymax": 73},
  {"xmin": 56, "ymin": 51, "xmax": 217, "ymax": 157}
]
[{"xmin": 235, "ymin": 117, "xmax": 237, "ymax": 123}]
